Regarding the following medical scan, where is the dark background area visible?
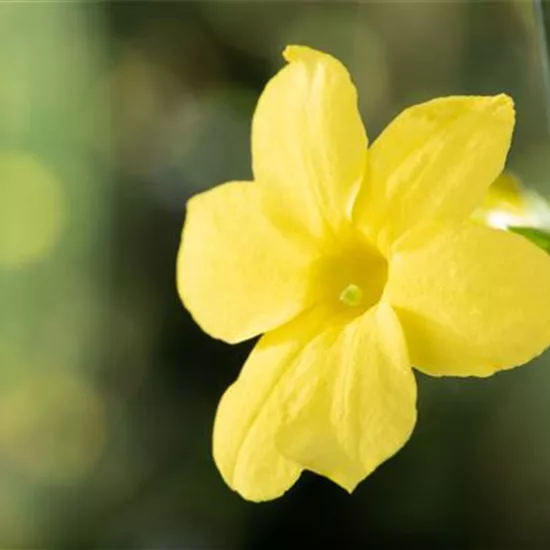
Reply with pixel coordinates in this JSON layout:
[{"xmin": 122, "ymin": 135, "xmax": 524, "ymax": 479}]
[{"xmin": 2, "ymin": 1, "xmax": 550, "ymax": 548}]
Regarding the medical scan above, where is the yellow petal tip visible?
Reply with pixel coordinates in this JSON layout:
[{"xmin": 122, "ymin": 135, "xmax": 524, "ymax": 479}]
[
  {"xmin": 341, "ymin": 481, "xmax": 359, "ymax": 495},
  {"xmin": 486, "ymin": 93, "xmax": 515, "ymax": 122},
  {"xmin": 492, "ymin": 92, "xmax": 513, "ymax": 106},
  {"xmin": 283, "ymin": 45, "xmax": 324, "ymax": 63}
]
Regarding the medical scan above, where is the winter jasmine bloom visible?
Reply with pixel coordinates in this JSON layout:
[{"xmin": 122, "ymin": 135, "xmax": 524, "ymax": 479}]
[
  {"xmin": 473, "ymin": 171, "xmax": 550, "ymax": 230},
  {"xmin": 177, "ymin": 46, "xmax": 550, "ymax": 501}
]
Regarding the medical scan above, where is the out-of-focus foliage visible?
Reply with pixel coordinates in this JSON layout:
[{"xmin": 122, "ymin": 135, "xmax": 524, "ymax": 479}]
[{"xmin": 2, "ymin": 1, "xmax": 550, "ymax": 547}]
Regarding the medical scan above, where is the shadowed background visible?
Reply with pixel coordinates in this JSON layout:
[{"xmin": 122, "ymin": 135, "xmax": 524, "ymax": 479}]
[{"xmin": 1, "ymin": 1, "xmax": 550, "ymax": 547}]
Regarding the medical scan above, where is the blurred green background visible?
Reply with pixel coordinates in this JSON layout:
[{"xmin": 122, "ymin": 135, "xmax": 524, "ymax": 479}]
[{"xmin": 2, "ymin": 1, "xmax": 550, "ymax": 547}]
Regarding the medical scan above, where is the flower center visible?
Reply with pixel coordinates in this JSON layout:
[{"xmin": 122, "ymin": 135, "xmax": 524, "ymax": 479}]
[
  {"xmin": 313, "ymin": 230, "xmax": 388, "ymax": 316},
  {"xmin": 339, "ymin": 284, "xmax": 363, "ymax": 307}
]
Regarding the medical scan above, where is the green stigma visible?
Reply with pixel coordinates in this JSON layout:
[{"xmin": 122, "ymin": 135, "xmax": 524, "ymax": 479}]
[{"xmin": 339, "ymin": 284, "xmax": 363, "ymax": 307}]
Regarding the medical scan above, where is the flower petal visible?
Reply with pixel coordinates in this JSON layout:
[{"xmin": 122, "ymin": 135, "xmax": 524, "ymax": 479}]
[
  {"xmin": 354, "ymin": 95, "xmax": 515, "ymax": 251},
  {"xmin": 276, "ymin": 303, "xmax": 417, "ymax": 493},
  {"xmin": 252, "ymin": 45, "xmax": 368, "ymax": 236},
  {"xmin": 212, "ymin": 307, "xmax": 330, "ymax": 501},
  {"xmin": 177, "ymin": 181, "xmax": 319, "ymax": 344},
  {"xmin": 385, "ymin": 222, "xmax": 550, "ymax": 377}
]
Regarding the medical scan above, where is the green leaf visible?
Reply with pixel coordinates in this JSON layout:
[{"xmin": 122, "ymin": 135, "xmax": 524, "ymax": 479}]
[{"xmin": 509, "ymin": 226, "xmax": 550, "ymax": 253}]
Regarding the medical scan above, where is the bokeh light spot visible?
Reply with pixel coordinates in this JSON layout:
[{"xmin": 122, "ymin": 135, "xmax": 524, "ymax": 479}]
[{"xmin": 0, "ymin": 152, "xmax": 65, "ymax": 268}]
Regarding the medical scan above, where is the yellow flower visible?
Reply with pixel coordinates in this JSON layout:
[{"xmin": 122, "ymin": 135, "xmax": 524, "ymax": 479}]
[
  {"xmin": 177, "ymin": 46, "xmax": 550, "ymax": 501},
  {"xmin": 473, "ymin": 171, "xmax": 550, "ymax": 230}
]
